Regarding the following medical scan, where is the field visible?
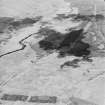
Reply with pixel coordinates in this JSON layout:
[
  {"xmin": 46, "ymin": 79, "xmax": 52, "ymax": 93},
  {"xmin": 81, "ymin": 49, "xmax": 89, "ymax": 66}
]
[{"xmin": 0, "ymin": 0, "xmax": 105, "ymax": 105}]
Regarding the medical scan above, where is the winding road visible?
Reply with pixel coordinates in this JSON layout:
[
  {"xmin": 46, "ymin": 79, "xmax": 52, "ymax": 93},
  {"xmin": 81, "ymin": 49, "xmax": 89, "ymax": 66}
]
[
  {"xmin": 0, "ymin": 22, "xmax": 42, "ymax": 58},
  {"xmin": 0, "ymin": 33, "xmax": 37, "ymax": 58}
]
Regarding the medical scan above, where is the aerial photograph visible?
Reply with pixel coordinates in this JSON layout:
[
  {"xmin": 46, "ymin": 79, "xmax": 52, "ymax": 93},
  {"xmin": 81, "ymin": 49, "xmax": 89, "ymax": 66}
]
[{"xmin": 0, "ymin": 0, "xmax": 105, "ymax": 105}]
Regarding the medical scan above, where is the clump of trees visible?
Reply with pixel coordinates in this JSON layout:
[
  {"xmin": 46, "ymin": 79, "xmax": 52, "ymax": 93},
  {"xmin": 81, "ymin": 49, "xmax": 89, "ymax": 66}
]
[{"xmin": 38, "ymin": 28, "xmax": 90, "ymax": 57}]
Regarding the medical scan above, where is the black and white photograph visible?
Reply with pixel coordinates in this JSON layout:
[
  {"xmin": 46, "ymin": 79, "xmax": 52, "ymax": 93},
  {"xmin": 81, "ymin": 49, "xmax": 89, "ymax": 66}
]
[{"xmin": 0, "ymin": 0, "xmax": 105, "ymax": 105}]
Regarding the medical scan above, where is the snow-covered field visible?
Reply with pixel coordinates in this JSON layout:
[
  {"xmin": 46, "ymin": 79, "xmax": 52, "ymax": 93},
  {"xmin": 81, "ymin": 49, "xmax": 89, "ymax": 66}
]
[{"xmin": 0, "ymin": 0, "xmax": 105, "ymax": 105}]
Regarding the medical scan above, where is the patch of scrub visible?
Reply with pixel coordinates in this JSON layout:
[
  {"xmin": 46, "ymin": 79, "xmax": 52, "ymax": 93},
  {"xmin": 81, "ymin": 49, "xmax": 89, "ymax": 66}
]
[{"xmin": 38, "ymin": 28, "xmax": 90, "ymax": 58}]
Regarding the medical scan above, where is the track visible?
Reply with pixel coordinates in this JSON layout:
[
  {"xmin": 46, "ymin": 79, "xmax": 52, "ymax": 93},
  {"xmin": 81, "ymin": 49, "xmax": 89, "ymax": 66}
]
[{"xmin": 0, "ymin": 32, "xmax": 38, "ymax": 58}]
